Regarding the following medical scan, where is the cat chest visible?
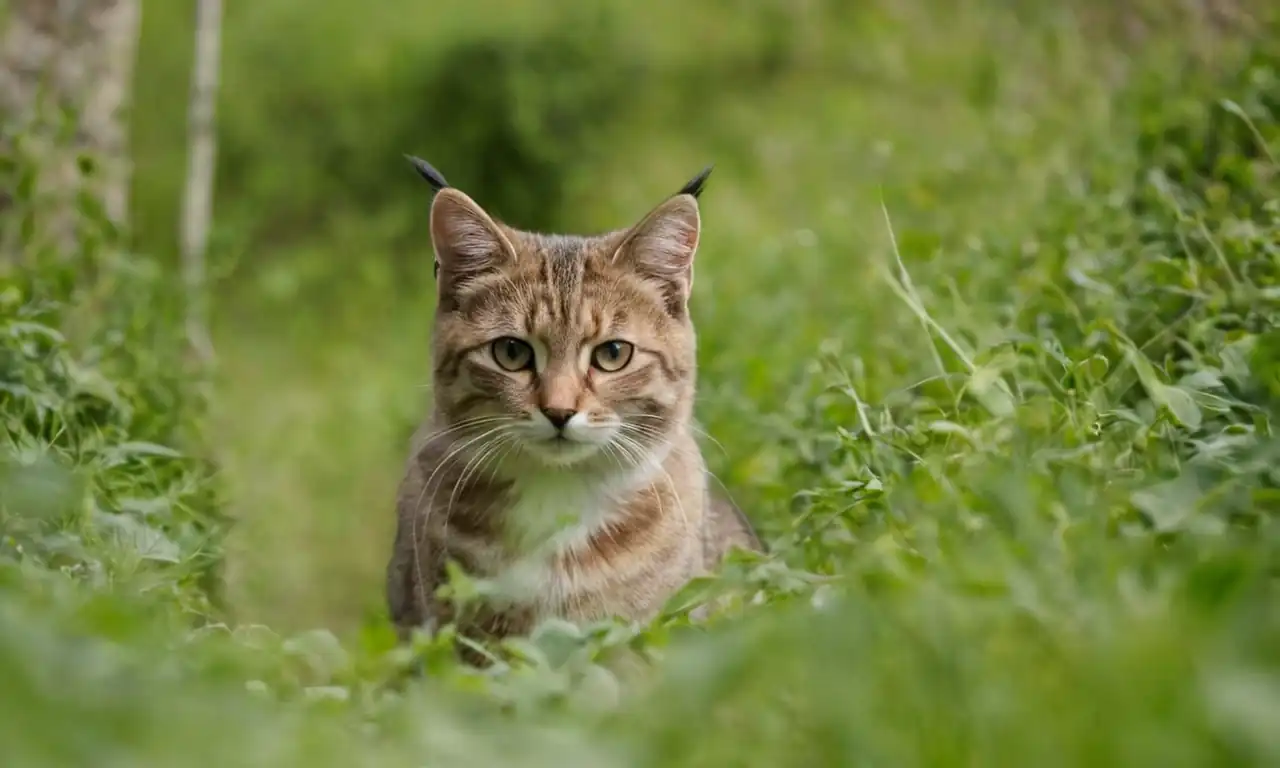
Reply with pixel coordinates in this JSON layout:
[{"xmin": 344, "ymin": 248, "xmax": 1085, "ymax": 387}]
[
  {"xmin": 445, "ymin": 476, "xmax": 686, "ymax": 626},
  {"xmin": 474, "ymin": 481, "xmax": 615, "ymax": 611}
]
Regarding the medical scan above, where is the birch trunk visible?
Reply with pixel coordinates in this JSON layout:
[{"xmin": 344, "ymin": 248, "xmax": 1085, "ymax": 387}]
[
  {"xmin": 0, "ymin": 0, "xmax": 141, "ymax": 259},
  {"xmin": 180, "ymin": 0, "xmax": 223, "ymax": 365}
]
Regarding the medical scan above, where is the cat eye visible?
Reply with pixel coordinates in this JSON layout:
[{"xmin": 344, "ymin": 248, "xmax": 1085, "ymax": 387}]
[
  {"xmin": 591, "ymin": 340, "xmax": 634, "ymax": 372},
  {"xmin": 491, "ymin": 337, "xmax": 534, "ymax": 371}
]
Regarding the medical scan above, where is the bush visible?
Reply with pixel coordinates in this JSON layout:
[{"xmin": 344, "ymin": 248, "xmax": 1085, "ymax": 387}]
[
  {"xmin": 214, "ymin": 14, "xmax": 639, "ymax": 254},
  {"xmin": 0, "ymin": 143, "xmax": 225, "ymax": 618}
]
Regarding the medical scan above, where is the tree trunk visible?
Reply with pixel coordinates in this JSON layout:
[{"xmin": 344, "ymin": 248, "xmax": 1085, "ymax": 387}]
[
  {"xmin": 0, "ymin": 0, "xmax": 141, "ymax": 260},
  {"xmin": 181, "ymin": 0, "xmax": 223, "ymax": 366}
]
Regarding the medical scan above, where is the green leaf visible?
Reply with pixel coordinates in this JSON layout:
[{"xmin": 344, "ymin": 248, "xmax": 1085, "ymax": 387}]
[
  {"xmin": 283, "ymin": 629, "xmax": 351, "ymax": 680},
  {"xmin": 968, "ymin": 364, "xmax": 1016, "ymax": 416},
  {"xmin": 102, "ymin": 443, "xmax": 185, "ymax": 467},
  {"xmin": 1127, "ymin": 348, "xmax": 1202, "ymax": 430},
  {"xmin": 1159, "ymin": 385, "xmax": 1203, "ymax": 430},
  {"xmin": 95, "ymin": 512, "xmax": 181, "ymax": 563},
  {"xmin": 1129, "ymin": 475, "xmax": 1218, "ymax": 534}
]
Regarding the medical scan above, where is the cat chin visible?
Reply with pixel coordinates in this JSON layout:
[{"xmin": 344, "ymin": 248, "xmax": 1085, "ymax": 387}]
[{"xmin": 522, "ymin": 438, "xmax": 606, "ymax": 469}]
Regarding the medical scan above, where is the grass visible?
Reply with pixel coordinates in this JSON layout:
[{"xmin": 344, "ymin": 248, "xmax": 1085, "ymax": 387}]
[
  {"xmin": 206, "ymin": 1, "xmax": 1135, "ymax": 635},
  {"xmin": 3, "ymin": 1, "xmax": 1280, "ymax": 765}
]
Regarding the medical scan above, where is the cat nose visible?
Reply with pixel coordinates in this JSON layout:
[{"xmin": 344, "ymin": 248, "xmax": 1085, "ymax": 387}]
[{"xmin": 541, "ymin": 407, "xmax": 576, "ymax": 430}]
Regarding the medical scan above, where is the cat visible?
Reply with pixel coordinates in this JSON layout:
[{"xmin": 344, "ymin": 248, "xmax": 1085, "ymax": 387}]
[{"xmin": 384, "ymin": 157, "xmax": 763, "ymax": 655}]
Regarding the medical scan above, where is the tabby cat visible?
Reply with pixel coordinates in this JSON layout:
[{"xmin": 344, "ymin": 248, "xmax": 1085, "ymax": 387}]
[{"xmin": 385, "ymin": 157, "xmax": 762, "ymax": 650}]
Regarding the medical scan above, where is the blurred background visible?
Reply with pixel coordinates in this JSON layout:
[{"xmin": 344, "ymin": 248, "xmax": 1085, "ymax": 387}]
[
  {"xmin": 122, "ymin": 0, "xmax": 1253, "ymax": 635},
  {"xmin": 5, "ymin": 0, "xmax": 1280, "ymax": 765}
]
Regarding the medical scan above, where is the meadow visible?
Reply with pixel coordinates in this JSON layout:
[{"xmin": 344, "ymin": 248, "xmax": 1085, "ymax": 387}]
[{"xmin": 2, "ymin": 1, "xmax": 1279, "ymax": 765}]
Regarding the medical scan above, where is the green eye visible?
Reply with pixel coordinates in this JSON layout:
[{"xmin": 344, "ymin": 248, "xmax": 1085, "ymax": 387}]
[
  {"xmin": 591, "ymin": 340, "xmax": 634, "ymax": 372},
  {"xmin": 491, "ymin": 337, "xmax": 534, "ymax": 371}
]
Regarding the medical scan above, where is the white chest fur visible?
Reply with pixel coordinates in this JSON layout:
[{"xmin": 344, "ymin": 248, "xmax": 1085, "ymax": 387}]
[{"xmin": 484, "ymin": 471, "xmax": 622, "ymax": 608}]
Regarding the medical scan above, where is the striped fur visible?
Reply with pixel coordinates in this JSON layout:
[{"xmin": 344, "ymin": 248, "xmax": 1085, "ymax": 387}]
[{"xmin": 385, "ymin": 171, "xmax": 762, "ymax": 657}]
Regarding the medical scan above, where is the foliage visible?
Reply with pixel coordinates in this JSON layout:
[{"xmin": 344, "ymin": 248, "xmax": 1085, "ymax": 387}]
[
  {"xmin": 216, "ymin": 14, "xmax": 639, "ymax": 244},
  {"xmin": 3, "ymin": 1, "xmax": 1280, "ymax": 766},
  {"xmin": 0, "ymin": 146, "xmax": 225, "ymax": 617}
]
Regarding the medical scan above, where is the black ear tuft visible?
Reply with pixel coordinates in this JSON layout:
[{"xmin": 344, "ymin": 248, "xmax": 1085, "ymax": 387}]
[
  {"xmin": 406, "ymin": 155, "xmax": 449, "ymax": 278},
  {"xmin": 405, "ymin": 154, "xmax": 451, "ymax": 192},
  {"xmin": 678, "ymin": 165, "xmax": 714, "ymax": 199}
]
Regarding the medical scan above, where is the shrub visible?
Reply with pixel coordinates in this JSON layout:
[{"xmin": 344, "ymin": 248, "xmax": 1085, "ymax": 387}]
[
  {"xmin": 0, "ymin": 141, "xmax": 225, "ymax": 618},
  {"xmin": 215, "ymin": 14, "xmax": 639, "ymax": 253}
]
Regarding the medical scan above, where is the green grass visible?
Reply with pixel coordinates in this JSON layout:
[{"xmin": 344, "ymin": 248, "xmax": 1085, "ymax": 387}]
[
  {"xmin": 3, "ymin": 1, "xmax": 1280, "ymax": 765},
  {"xmin": 205, "ymin": 1, "xmax": 1136, "ymax": 635}
]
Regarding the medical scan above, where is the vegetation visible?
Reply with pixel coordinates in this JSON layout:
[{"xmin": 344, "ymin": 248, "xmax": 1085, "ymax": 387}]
[{"xmin": 2, "ymin": 1, "xmax": 1279, "ymax": 765}]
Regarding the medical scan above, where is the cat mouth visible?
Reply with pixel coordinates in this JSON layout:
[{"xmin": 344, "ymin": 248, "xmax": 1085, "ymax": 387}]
[
  {"xmin": 527, "ymin": 435, "xmax": 600, "ymax": 466},
  {"xmin": 541, "ymin": 434, "xmax": 586, "ymax": 451}
]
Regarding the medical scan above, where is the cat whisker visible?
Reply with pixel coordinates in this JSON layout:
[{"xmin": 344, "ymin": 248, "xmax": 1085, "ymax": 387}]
[
  {"xmin": 409, "ymin": 414, "xmax": 512, "ymax": 453},
  {"xmin": 411, "ymin": 422, "xmax": 512, "ymax": 613},
  {"xmin": 618, "ymin": 423, "xmax": 742, "ymax": 515},
  {"xmin": 580, "ymin": 440, "xmax": 627, "ymax": 557},
  {"xmin": 628, "ymin": 413, "xmax": 728, "ymax": 456},
  {"xmin": 440, "ymin": 429, "xmax": 515, "ymax": 544},
  {"xmin": 412, "ymin": 422, "xmax": 511, "ymax": 524},
  {"xmin": 605, "ymin": 437, "xmax": 668, "ymax": 544},
  {"xmin": 614, "ymin": 431, "xmax": 691, "ymax": 535}
]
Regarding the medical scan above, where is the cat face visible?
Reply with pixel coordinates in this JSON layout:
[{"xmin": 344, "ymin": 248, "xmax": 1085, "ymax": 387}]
[{"xmin": 425, "ymin": 179, "xmax": 704, "ymax": 473}]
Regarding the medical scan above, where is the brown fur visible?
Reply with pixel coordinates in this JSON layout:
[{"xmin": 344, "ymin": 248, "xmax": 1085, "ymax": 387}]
[{"xmin": 385, "ymin": 168, "xmax": 763, "ymax": 654}]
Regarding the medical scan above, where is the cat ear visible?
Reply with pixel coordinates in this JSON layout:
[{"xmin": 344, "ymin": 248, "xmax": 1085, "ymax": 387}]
[
  {"xmin": 405, "ymin": 155, "xmax": 451, "ymax": 278},
  {"xmin": 429, "ymin": 188, "xmax": 516, "ymax": 301},
  {"xmin": 612, "ymin": 192, "xmax": 701, "ymax": 313}
]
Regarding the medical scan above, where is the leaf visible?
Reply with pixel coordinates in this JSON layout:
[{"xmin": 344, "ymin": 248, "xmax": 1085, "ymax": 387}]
[
  {"xmin": 1159, "ymin": 386, "xmax": 1203, "ymax": 430},
  {"xmin": 1074, "ymin": 354, "xmax": 1110, "ymax": 383},
  {"xmin": 101, "ymin": 442, "xmax": 185, "ymax": 468},
  {"xmin": 500, "ymin": 637, "xmax": 550, "ymax": 668},
  {"xmin": 113, "ymin": 442, "xmax": 183, "ymax": 459},
  {"xmin": 116, "ymin": 496, "xmax": 172, "ymax": 518},
  {"xmin": 1179, "ymin": 369, "xmax": 1224, "ymax": 391},
  {"xmin": 1220, "ymin": 336, "xmax": 1256, "ymax": 384},
  {"xmin": 968, "ymin": 364, "xmax": 1015, "ymax": 416},
  {"xmin": 302, "ymin": 686, "xmax": 351, "ymax": 703},
  {"xmin": 1218, "ymin": 98, "xmax": 1261, "ymax": 127},
  {"xmin": 95, "ymin": 512, "xmax": 181, "ymax": 563},
  {"xmin": 1130, "ymin": 475, "xmax": 1204, "ymax": 534},
  {"xmin": 1127, "ymin": 348, "xmax": 1202, "ymax": 430},
  {"xmin": 1203, "ymin": 668, "xmax": 1280, "ymax": 757},
  {"xmin": 232, "ymin": 624, "xmax": 284, "ymax": 651},
  {"xmin": 529, "ymin": 618, "xmax": 586, "ymax": 669},
  {"xmin": 0, "ymin": 452, "xmax": 79, "ymax": 522},
  {"xmin": 283, "ymin": 629, "xmax": 351, "ymax": 680},
  {"xmin": 660, "ymin": 575, "xmax": 724, "ymax": 619},
  {"xmin": 3, "ymin": 321, "xmax": 65, "ymax": 345},
  {"xmin": 66, "ymin": 360, "xmax": 125, "ymax": 409},
  {"xmin": 928, "ymin": 420, "xmax": 973, "ymax": 440},
  {"xmin": 569, "ymin": 663, "xmax": 622, "ymax": 712}
]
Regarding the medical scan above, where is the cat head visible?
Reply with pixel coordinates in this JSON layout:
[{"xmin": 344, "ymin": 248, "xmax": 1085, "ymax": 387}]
[{"xmin": 410, "ymin": 156, "xmax": 711, "ymax": 473}]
